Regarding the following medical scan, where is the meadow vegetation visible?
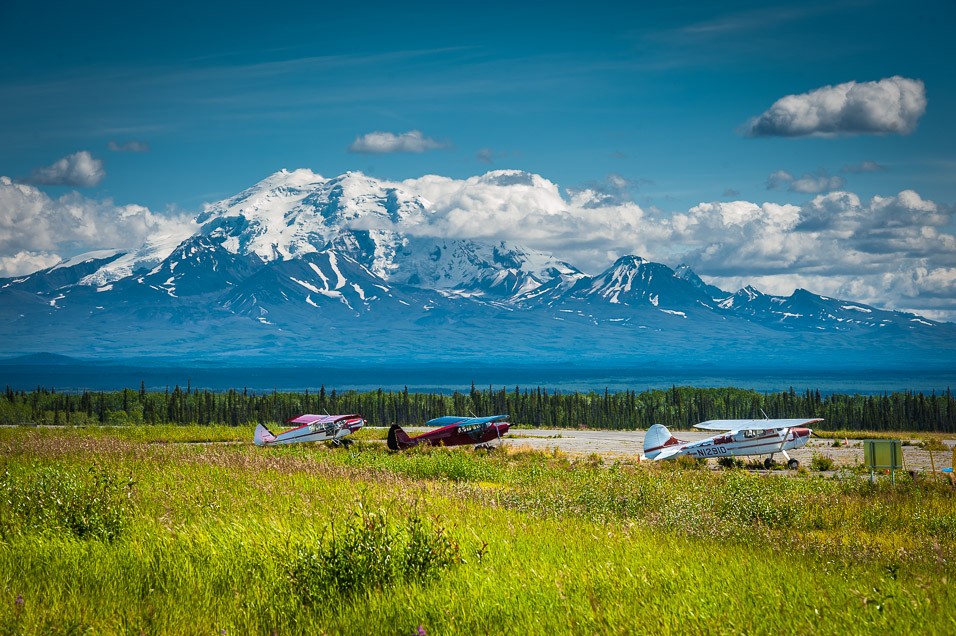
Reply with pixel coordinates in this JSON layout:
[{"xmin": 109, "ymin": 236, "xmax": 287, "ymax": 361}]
[{"xmin": 0, "ymin": 426, "xmax": 954, "ymax": 634}]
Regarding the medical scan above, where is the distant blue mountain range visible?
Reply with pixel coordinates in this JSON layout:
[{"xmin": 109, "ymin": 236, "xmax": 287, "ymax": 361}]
[{"xmin": 1, "ymin": 169, "xmax": 952, "ymax": 373}]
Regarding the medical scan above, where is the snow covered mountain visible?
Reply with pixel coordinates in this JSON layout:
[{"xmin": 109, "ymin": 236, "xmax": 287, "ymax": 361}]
[
  {"xmin": 0, "ymin": 169, "xmax": 952, "ymax": 370},
  {"xmin": 717, "ymin": 286, "xmax": 934, "ymax": 331}
]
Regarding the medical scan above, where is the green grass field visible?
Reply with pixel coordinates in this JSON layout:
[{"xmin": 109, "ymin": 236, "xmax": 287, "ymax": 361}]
[{"xmin": 1, "ymin": 426, "xmax": 954, "ymax": 634}]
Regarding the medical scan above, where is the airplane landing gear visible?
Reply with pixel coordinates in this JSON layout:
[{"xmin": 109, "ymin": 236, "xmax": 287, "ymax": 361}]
[
  {"xmin": 764, "ymin": 457, "xmax": 774, "ymax": 469},
  {"xmin": 781, "ymin": 449, "xmax": 798, "ymax": 470}
]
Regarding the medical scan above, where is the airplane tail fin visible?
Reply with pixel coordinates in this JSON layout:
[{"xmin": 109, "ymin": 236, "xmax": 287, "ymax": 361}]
[
  {"xmin": 387, "ymin": 424, "xmax": 413, "ymax": 451},
  {"xmin": 254, "ymin": 423, "xmax": 277, "ymax": 446},
  {"xmin": 642, "ymin": 423, "xmax": 682, "ymax": 460}
]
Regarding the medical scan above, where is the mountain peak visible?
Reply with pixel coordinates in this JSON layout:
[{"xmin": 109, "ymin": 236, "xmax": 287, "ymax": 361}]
[
  {"xmin": 565, "ymin": 256, "xmax": 710, "ymax": 308},
  {"xmin": 675, "ymin": 263, "xmax": 727, "ymax": 299},
  {"xmin": 611, "ymin": 255, "xmax": 650, "ymax": 269}
]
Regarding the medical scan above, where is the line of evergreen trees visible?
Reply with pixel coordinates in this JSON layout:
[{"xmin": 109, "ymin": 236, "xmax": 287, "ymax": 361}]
[{"xmin": 1, "ymin": 383, "xmax": 953, "ymax": 432}]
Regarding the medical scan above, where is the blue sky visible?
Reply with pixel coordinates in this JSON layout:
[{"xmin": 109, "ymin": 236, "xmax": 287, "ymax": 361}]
[{"xmin": 1, "ymin": 0, "xmax": 954, "ymax": 318}]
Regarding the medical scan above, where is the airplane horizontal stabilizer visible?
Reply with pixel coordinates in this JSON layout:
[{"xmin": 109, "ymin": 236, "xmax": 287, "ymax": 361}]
[{"xmin": 652, "ymin": 446, "xmax": 686, "ymax": 461}]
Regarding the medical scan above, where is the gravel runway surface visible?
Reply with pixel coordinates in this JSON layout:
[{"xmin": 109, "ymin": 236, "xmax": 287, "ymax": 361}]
[
  {"xmin": 507, "ymin": 428, "xmax": 956, "ymax": 473},
  {"xmin": 398, "ymin": 427, "xmax": 956, "ymax": 474},
  {"xmin": 386, "ymin": 427, "xmax": 956, "ymax": 472}
]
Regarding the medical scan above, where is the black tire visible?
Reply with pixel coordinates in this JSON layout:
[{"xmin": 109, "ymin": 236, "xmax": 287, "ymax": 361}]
[
  {"xmin": 763, "ymin": 458, "xmax": 773, "ymax": 469},
  {"xmin": 787, "ymin": 458, "xmax": 799, "ymax": 470}
]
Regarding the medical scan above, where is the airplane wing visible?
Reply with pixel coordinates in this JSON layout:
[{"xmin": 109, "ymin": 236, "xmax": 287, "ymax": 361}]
[
  {"xmin": 424, "ymin": 414, "xmax": 509, "ymax": 427},
  {"xmin": 424, "ymin": 416, "xmax": 469, "ymax": 427},
  {"xmin": 287, "ymin": 414, "xmax": 334, "ymax": 425},
  {"xmin": 695, "ymin": 418, "xmax": 822, "ymax": 431},
  {"xmin": 287, "ymin": 414, "xmax": 362, "ymax": 425}
]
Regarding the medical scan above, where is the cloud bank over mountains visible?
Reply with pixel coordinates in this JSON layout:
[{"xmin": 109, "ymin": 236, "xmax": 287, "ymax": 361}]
[
  {"xmin": 745, "ymin": 76, "xmax": 927, "ymax": 137},
  {"xmin": 0, "ymin": 169, "xmax": 952, "ymax": 321},
  {"xmin": 0, "ymin": 176, "xmax": 196, "ymax": 278},
  {"xmin": 670, "ymin": 191, "xmax": 954, "ymax": 319}
]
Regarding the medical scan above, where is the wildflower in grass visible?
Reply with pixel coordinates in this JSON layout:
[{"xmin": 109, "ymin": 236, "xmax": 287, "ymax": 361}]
[
  {"xmin": 417, "ymin": 625, "xmax": 427, "ymax": 636},
  {"xmin": 14, "ymin": 593, "xmax": 24, "ymax": 615}
]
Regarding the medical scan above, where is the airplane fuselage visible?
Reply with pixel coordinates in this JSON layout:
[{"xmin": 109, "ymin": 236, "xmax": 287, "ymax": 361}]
[
  {"xmin": 405, "ymin": 421, "xmax": 510, "ymax": 448},
  {"xmin": 677, "ymin": 426, "xmax": 812, "ymax": 459},
  {"xmin": 387, "ymin": 415, "xmax": 510, "ymax": 450},
  {"xmin": 255, "ymin": 414, "xmax": 365, "ymax": 446}
]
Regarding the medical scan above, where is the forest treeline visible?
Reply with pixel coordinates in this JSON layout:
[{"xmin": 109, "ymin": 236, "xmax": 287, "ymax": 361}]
[{"xmin": 2, "ymin": 383, "xmax": 954, "ymax": 432}]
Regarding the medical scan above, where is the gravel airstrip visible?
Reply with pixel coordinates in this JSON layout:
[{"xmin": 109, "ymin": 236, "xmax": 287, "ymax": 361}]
[{"xmin": 398, "ymin": 427, "xmax": 956, "ymax": 474}]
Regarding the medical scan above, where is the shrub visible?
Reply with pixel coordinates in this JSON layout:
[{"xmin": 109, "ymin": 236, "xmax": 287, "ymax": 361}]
[
  {"xmin": 403, "ymin": 514, "xmax": 463, "ymax": 582},
  {"xmin": 921, "ymin": 438, "xmax": 948, "ymax": 452},
  {"xmin": 810, "ymin": 453, "xmax": 836, "ymax": 471},
  {"xmin": 584, "ymin": 453, "xmax": 604, "ymax": 467},
  {"xmin": 717, "ymin": 457, "xmax": 744, "ymax": 469},
  {"xmin": 0, "ymin": 464, "xmax": 133, "ymax": 541},
  {"xmin": 666, "ymin": 455, "xmax": 706, "ymax": 470},
  {"xmin": 290, "ymin": 504, "xmax": 466, "ymax": 602},
  {"xmin": 717, "ymin": 472, "xmax": 798, "ymax": 528}
]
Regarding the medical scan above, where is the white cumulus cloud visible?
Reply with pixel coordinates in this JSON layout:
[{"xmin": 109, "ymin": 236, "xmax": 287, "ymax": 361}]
[
  {"xmin": 28, "ymin": 151, "xmax": 105, "ymax": 187},
  {"xmin": 0, "ymin": 251, "xmax": 62, "ymax": 278},
  {"xmin": 0, "ymin": 176, "xmax": 196, "ymax": 277},
  {"xmin": 745, "ymin": 76, "xmax": 927, "ymax": 137},
  {"xmin": 674, "ymin": 190, "xmax": 954, "ymax": 318},
  {"xmin": 767, "ymin": 170, "xmax": 845, "ymax": 193},
  {"xmin": 396, "ymin": 170, "xmax": 664, "ymax": 271},
  {"xmin": 348, "ymin": 130, "xmax": 446, "ymax": 154}
]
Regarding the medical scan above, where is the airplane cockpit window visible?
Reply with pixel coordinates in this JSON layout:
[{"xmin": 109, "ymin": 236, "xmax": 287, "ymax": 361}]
[{"xmin": 743, "ymin": 429, "xmax": 764, "ymax": 438}]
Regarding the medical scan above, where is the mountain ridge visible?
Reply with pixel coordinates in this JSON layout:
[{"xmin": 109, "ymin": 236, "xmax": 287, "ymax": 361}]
[{"xmin": 1, "ymin": 169, "xmax": 951, "ymax": 370}]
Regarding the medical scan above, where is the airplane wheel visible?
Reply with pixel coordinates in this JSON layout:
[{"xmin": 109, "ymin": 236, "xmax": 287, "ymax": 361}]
[
  {"xmin": 763, "ymin": 458, "xmax": 773, "ymax": 469},
  {"xmin": 787, "ymin": 459, "xmax": 799, "ymax": 470}
]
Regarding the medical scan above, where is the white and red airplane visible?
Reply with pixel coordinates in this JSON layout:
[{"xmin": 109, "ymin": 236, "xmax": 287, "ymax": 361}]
[
  {"xmin": 254, "ymin": 414, "xmax": 365, "ymax": 447},
  {"xmin": 641, "ymin": 418, "xmax": 821, "ymax": 469}
]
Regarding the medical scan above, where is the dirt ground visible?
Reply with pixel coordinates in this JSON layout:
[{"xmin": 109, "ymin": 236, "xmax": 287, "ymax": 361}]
[{"xmin": 499, "ymin": 428, "xmax": 956, "ymax": 474}]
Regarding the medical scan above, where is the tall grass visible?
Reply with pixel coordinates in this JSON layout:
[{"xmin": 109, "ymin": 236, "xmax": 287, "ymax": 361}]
[
  {"xmin": 0, "ymin": 428, "xmax": 954, "ymax": 634},
  {"xmin": 0, "ymin": 464, "xmax": 133, "ymax": 541}
]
